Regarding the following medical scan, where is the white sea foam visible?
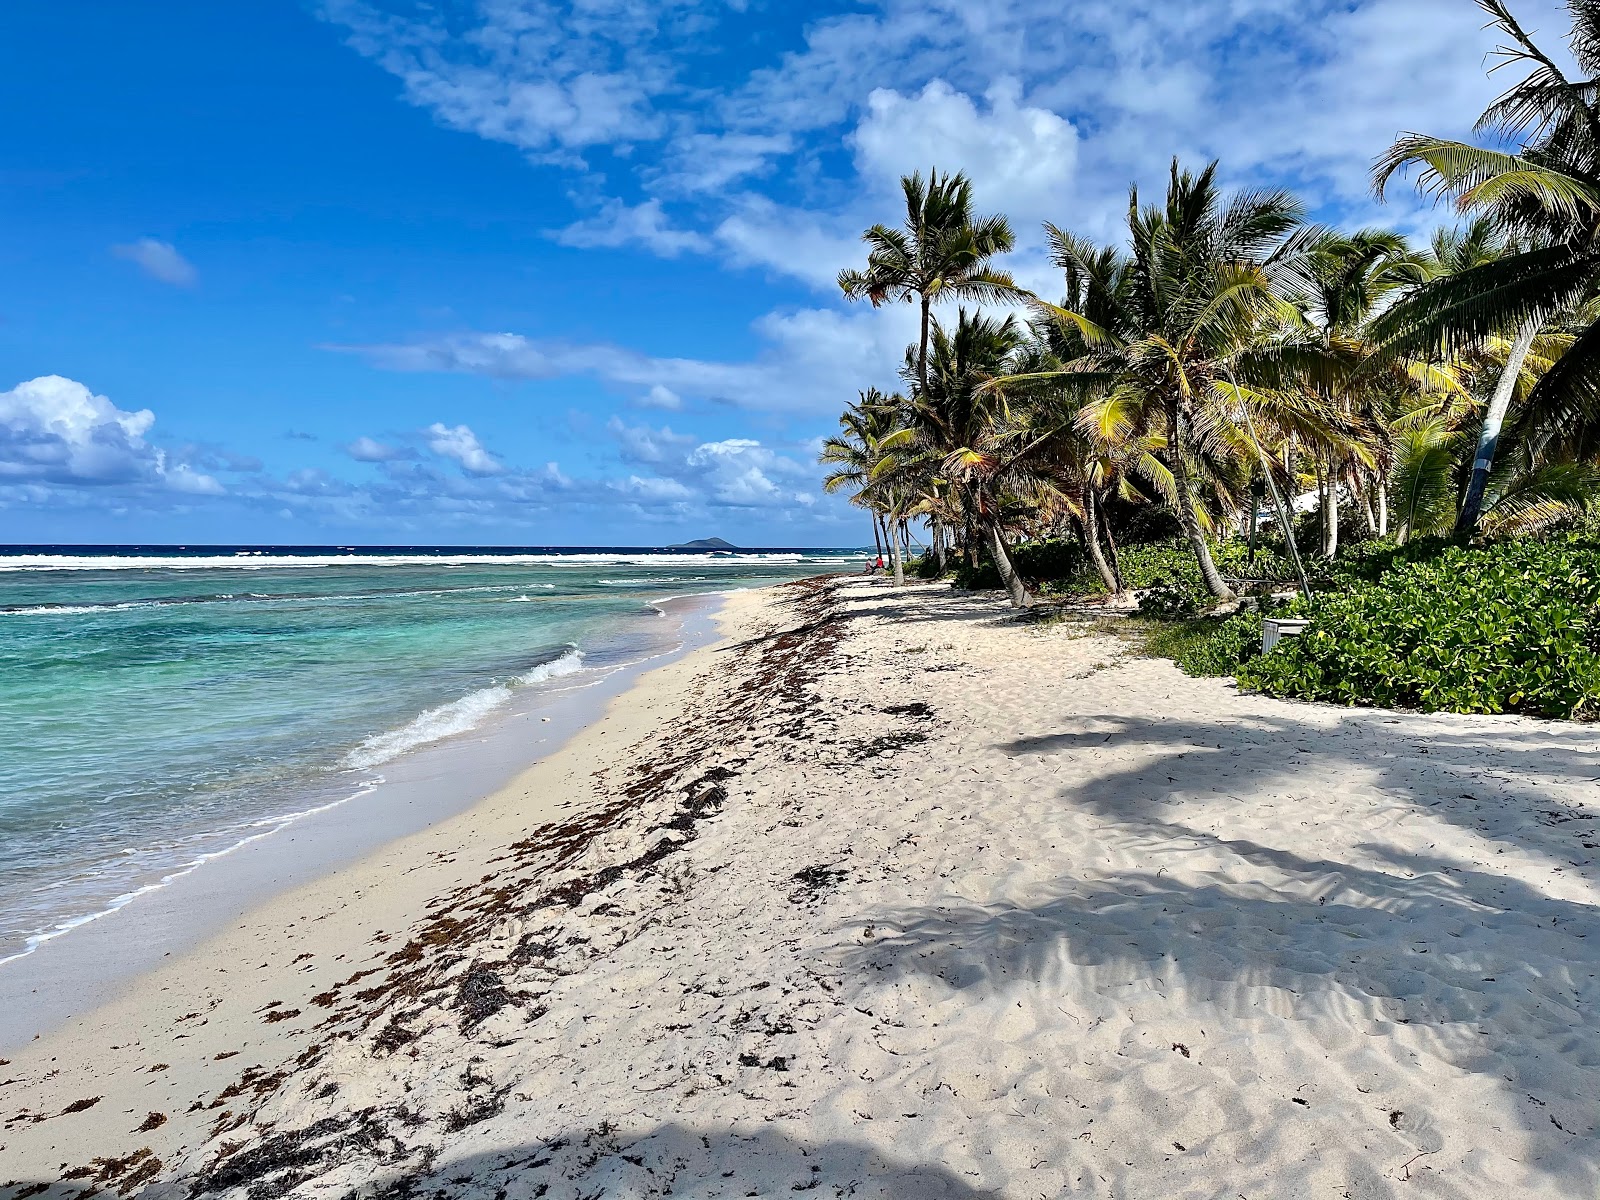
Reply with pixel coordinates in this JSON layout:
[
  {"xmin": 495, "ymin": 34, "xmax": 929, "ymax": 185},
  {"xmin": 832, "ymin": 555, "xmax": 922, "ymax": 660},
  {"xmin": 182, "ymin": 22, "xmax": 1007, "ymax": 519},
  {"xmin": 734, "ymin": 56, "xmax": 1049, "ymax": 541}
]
[
  {"xmin": 0, "ymin": 552, "xmax": 830, "ymax": 571},
  {"xmin": 342, "ymin": 648, "xmax": 586, "ymax": 769},
  {"xmin": 2, "ymin": 601, "xmax": 161, "ymax": 616}
]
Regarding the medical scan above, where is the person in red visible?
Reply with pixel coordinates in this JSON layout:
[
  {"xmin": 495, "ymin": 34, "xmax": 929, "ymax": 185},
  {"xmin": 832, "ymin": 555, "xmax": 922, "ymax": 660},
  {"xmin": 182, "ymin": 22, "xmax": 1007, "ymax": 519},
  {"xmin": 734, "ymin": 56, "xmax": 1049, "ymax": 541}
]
[{"xmin": 875, "ymin": 555, "xmax": 885, "ymax": 570}]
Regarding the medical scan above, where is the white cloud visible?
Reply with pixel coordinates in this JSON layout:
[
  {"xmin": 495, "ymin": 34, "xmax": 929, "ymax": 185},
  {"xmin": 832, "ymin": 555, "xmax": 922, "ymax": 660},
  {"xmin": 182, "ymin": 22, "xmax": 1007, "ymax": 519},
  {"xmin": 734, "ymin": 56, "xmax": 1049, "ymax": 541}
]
[
  {"xmin": 335, "ymin": 301, "xmax": 916, "ymax": 416},
  {"xmin": 713, "ymin": 196, "xmax": 863, "ymax": 290},
  {"xmin": 321, "ymin": 0, "xmax": 691, "ymax": 159},
  {"xmin": 0, "ymin": 375, "xmax": 220, "ymax": 495},
  {"xmin": 551, "ymin": 198, "xmax": 710, "ymax": 257},
  {"xmin": 850, "ymin": 79, "xmax": 1079, "ymax": 224},
  {"xmin": 604, "ymin": 418, "xmax": 821, "ymax": 512},
  {"xmin": 638, "ymin": 384, "xmax": 682, "ymax": 410},
  {"xmin": 160, "ymin": 459, "xmax": 227, "ymax": 495},
  {"xmin": 607, "ymin": 416, "xmax": 696, "ymax": 464},
  {"xmin": 653, "ymin": 132, "xmax": 793, "ymax": 194},
  {"xmin": 111, "ymin": 238, "xmax": 198, "ymax": 287},
  {"xmin": 345, "ymin": 435, "xmax": 409, "ymax": 462},
  {"xmin": 425, "ymin": 422, "xmax": 504, "ymax": 475}
]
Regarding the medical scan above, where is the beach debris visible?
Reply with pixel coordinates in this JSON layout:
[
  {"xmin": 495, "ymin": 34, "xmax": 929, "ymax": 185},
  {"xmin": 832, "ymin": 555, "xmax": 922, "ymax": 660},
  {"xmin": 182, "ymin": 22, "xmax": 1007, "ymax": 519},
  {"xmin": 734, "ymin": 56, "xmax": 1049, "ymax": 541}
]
[
  {"xmin": 455, "ymin": 961, "xmax": 513, "ymax": 1029},
  {"xmin": 136, "ymin": 1111, "xmax": 167, "ymax": 1132},
  {"xmin": 189, "ymin": 1112, "xmax": 406, "ymax": 1199},
  {"xmin": 371, "ymin": 1016, "xmax": 420, "ymax": 1056},
  {"xmin": 788, "ymin": 864, "xmax": 848, "ymax": 905},
  {"xmin": 737, "ymin": 1053, "xmax": 791, "ymax": 1071}
]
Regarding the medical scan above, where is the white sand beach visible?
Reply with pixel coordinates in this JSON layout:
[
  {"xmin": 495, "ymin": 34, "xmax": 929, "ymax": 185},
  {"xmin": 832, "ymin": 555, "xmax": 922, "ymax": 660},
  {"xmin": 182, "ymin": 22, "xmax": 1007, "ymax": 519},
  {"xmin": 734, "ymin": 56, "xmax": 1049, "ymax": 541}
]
[{"xmin": 2, "ymin": 577, "xmax": 1596, "ymax": 1198}]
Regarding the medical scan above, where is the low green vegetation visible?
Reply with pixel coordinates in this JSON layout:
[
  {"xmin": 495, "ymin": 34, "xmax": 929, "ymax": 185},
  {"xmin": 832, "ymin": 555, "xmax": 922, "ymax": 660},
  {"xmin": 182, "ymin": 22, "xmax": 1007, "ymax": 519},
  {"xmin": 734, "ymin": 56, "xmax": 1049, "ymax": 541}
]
[
  {"xmin": 1240, "ymin": 537, "xmax": 1600, "ymax": 720},
  {"xmin": 1115, "ymin": 535, "xmax": 1599, "ymax": 721},
  {"xmin": 1137, "ymin": 610, "xmax": 1264, "ymax": 678}
]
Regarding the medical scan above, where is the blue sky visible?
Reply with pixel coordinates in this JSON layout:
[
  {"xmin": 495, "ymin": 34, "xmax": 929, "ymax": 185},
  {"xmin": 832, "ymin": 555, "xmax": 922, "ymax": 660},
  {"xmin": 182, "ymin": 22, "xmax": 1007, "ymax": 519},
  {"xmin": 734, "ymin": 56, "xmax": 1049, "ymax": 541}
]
[{"xmin": 0, "ymin": 0, "xmax": 1571, "ymax": 546}]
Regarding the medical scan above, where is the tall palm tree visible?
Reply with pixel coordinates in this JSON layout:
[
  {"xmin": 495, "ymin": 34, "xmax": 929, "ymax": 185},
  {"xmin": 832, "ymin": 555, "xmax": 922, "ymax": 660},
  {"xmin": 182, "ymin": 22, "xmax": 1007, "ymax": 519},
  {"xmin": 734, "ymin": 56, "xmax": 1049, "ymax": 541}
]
[
  {"xmin": 874, "ymin": 309, "xmax": 1049, "ymax": 607},
  {"xmin": 839, "ymin": 169, "xmax": 1024, "ymax": 394},
  {"xmin": 1372, "ymin": 0, "xmax": 1600, "ymax": 533},
  {"xmin": 1030, "ymin": 160, "xmax": 1335, "ymax": 602}
]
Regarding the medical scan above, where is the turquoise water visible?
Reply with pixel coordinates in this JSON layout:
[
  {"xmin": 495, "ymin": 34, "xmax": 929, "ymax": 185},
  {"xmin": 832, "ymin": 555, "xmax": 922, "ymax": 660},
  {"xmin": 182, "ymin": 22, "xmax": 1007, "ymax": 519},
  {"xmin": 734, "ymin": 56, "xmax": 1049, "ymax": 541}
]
[{"xmin": 0, "ymin": 550, "xmax": 842, "ymax": 962}]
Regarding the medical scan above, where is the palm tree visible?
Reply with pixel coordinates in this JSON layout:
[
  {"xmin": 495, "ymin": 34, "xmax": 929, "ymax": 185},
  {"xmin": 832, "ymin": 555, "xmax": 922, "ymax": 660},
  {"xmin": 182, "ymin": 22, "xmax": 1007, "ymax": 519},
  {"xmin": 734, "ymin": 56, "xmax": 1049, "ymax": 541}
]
[
  {"xmin": 1030, "ymin": 160, "xmax": 1335, "ymax": 603},
  {"xmin": 1371, "ymin": 0, "xmax": 1600, "ymax": 534},
  {"xmin": 820, "ymin": 391, "xmax": 902, "ymax": 568},
  {"xmin": 865, "ymin": 309, "xmax": 1051, "ymax": 607},
  {"xmin": 839, "ymin": 169, "xmax": 1025, "ymax": 394}
]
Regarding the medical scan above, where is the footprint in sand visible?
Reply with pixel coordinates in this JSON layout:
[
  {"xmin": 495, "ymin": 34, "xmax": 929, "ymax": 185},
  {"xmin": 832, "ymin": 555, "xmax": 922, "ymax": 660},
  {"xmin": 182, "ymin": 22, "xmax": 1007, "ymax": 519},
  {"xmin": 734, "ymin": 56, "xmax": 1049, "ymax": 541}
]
[{"xmin": 1391, "ymin": 1109, "xmax": 1445, "ymax": 1153}]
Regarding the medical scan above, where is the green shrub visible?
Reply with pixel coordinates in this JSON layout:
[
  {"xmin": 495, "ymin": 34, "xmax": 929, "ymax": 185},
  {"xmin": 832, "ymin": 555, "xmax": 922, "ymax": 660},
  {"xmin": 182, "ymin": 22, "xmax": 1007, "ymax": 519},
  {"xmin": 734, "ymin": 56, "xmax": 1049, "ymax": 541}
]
[
  {"xmin": 1136, "ymin": 576, "xmax": 1207, "ymax": 619},
  {"xmin": 1238, "ymin": 537, "xmax": 1600, "ymax": 719},
  {"xmin": 954, "ymin": 533, "xmax": 1305, "ymax": 597},
  {"xmin": 1142, "ymin": 610, "xmax": 1265, "ymax": 676}
]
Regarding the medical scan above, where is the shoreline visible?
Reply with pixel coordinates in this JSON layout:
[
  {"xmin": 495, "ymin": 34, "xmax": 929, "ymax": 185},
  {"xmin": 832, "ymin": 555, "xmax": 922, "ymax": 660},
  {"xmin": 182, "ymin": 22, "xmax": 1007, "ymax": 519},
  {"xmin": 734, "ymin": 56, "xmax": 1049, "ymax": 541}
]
[
  {"xmin": 2, "ymin": 577, "xmax": 1595, "ymax": 1198},
  {"xmin": 0, "ymin": 589, "xmax": 730, "ymax": 1052}
]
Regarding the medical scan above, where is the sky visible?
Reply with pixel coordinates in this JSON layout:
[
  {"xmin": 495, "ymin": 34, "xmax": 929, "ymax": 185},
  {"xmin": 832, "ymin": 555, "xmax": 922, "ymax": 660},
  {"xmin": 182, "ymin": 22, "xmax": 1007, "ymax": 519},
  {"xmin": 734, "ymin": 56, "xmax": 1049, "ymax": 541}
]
[{"xmin": 0, "ymin": 0, "xmax": 1575, "ymax": 547}]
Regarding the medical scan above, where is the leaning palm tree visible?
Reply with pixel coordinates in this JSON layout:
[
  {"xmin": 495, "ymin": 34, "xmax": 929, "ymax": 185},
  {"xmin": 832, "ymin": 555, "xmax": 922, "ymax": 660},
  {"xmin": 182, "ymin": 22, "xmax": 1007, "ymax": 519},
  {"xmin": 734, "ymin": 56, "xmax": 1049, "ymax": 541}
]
[
  {"xmin": 1029, "ymin": 160, "xmax": 1337, "ymax": 602},
  {"xmin": 839, "ymin": 169, "xmax": 1025, "ymax": 394},
  {"xmin": 1372, "ymin": 0, "xmax": 1600, "ymax": 533}
]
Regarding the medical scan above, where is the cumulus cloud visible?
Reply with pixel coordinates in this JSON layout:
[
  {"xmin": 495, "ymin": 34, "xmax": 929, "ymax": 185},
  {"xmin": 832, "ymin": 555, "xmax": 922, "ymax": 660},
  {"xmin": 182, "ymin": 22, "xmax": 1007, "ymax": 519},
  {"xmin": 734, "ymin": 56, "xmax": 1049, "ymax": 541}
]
[
  {"xmin": 111, "ymin": 238, "xmax": 198, "ymax": 287},
  {"xmin": 604, "ymin": 418, "xmax": 821, "ymax": 512},
  {"xmin": 638, "ymin": 384, "xmax": 682, "ymax": 410},
  {"xmin": 850, "ymin": 79, "xmax": 1079, "ymax": 224},
  {"xmin": 425, "ymin": 422, "xmax": 504, "ymax": 475},
  {"xmin": 607, "ymin": 416, "xmax": 696, "ymax": 464},
  {"xmin": 551, "ymin": 198, "xmax": 710, "ymax": 257},
  {"xmin": 0, "ymin": 375, "xmax": 221, "ymax": 495},
  {"xmin": 345, "ymin": 435, "xmax": 410, "ymax": 462}
]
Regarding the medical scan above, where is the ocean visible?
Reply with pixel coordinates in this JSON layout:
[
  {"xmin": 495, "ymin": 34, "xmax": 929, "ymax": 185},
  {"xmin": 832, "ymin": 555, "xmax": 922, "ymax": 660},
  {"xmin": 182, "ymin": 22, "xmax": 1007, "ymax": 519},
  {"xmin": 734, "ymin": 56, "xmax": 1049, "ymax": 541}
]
[{"xmin": 0, "ymin": 546, "xmax": 849, "ymax": 965}]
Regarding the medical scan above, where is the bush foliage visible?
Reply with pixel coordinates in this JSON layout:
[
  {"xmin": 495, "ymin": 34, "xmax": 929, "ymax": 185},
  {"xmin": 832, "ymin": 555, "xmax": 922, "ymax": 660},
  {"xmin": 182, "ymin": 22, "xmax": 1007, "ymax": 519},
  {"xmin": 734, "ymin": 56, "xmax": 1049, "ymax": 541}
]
[
  {"xmin": 1239, "ymin": 537, "xmax": 1600, "ymax": 719},
  {"xmin": 955, "ymin": 535, "xmax": 1303, "ymax": 599},
  {"xmin": 1141, "ymin": 610, "xmax": 1265, "ymax": 676}
]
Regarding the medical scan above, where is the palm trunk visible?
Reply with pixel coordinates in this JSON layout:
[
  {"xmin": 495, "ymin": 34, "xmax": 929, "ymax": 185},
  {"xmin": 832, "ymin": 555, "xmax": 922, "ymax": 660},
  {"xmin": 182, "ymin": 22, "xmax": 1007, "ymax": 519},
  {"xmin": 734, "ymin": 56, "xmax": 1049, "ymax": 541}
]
[
  {"xmin": 1169, "ymin": 403, "xmax": 1236, "ymax": 602},
  {"xmin": 1322, "ymin": 465, "xmax": 1339, "ymax": 560},
  {"xmin": 1081, "ymin": 488, "xmax": 1120, "ymax": 594},
  {"xmin": 1376, "ymin": 478, "xmax": 1389, "ymax": 538},
  {"xmin": 888, "ymin": 508, "xmax": 905, "ymax": 585},
  {"xmin": 871, "ymin": 513, "xmax": 884, "ymax": 561},
  {"xmin": 917, "ymin": 293, "xmax": 931, "ymax": 396},
  {"xmin": 983, "ymin": 517, "xmax": 1030, "ymax": 609},
  {"xmin": 1359, "ymin": 476, "xmax": 1378, "ymax": 535},
  {"xmin": 1247, "ymin": 489, "xmax": 1260, "ymax": 560},
  {"xmin": 932, "ymin": 521, "xmax": 947, "ymax": 573},
  {"xmin": 1457, "ymin": 315, "xmax": 1540, "ymax": 536},
  {"xmin": 1103, "ymin": 511, "xmax": 1124, "ymax": 589}
]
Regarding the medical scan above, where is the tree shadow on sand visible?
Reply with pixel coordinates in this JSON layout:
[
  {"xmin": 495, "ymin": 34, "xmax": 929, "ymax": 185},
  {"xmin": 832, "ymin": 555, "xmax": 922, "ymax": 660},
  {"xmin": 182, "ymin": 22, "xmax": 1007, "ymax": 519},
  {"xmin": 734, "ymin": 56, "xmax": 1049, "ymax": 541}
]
[
  {"xmin": 837, "ymin": 815, "xmax": 1599, "ymax": 1189},
  {"xmin": 1001, "ymin": 710, "xmax": 1599, "ymax": 868}
]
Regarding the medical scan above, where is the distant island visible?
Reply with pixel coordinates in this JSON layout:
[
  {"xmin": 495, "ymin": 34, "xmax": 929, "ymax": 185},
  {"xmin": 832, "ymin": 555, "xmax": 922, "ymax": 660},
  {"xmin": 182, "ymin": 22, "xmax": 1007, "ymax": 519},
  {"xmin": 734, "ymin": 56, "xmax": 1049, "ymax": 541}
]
[{"xmin": 669, "ymin": 537, "xmax": 739, "ymax": 551}]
